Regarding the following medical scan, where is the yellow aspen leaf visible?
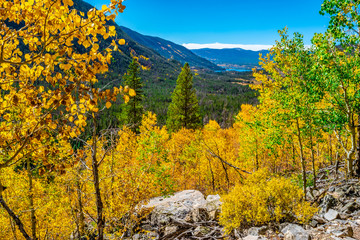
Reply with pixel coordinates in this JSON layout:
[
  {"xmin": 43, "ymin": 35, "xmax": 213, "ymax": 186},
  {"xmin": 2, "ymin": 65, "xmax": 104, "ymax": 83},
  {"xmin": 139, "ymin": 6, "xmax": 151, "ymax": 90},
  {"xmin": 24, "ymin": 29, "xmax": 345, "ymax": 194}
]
[
  {"xmin": 118, "ymin": 39, "xmax": 125, "ymax": 45},
  {"xmin": 50, "ymin": 123, "xmax": 57, "ymax": 129},
  {"xmin": 109, "ymin": 26, "xmax": 115, "ymax": 32},
  {"xmin": 83, "ymin": 40, "xmax": 90, "ymax": 48},
  {"xmin": 102, "ymin": 4, "xmax": 109, "ymax": 11},
  {"xmin": 129, "ymin": 88, "xmax": 136, "ymax": 97},
  {"xmin": 93, "ymin": 44, "xmax": 99, "ymax": 51},
  {"xmin": 106, "ymin": 102, "xmax": 112, "ymax": 108},
  {"xmin": 65, "ymin": 38, "xmax": 73, "ymax": 46}
]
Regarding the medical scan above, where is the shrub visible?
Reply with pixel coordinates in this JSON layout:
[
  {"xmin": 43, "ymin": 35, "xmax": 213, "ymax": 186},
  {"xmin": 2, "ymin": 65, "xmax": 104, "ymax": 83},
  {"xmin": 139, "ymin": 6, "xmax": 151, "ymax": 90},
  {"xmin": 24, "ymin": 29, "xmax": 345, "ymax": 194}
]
[{"xmin": 219, "ymin": 169, "xmax": 317, "ymax": 232}]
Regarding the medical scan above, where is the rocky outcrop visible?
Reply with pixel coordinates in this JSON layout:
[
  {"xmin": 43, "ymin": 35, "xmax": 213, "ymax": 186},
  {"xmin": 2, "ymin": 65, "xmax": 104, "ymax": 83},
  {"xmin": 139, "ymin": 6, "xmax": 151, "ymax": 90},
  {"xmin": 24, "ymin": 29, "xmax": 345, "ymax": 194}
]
[
  {"xmin": 281, "ymin": 224, "xmax": 310, "ymax": 240},
  {"xmin": 125, "ymin": 166, "xmax": 360, "ymax": 239},
  {"xmin": 128, "ymin": 190, "xmax": 223, "ymax": 239}
]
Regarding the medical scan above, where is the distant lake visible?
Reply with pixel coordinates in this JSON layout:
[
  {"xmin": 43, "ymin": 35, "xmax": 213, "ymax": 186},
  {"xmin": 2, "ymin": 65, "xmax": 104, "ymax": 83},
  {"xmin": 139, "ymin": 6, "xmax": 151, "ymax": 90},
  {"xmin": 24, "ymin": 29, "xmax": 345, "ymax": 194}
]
[{"xmin": 215, "ymin": 69, "xmax": 252, "ymax": 73}]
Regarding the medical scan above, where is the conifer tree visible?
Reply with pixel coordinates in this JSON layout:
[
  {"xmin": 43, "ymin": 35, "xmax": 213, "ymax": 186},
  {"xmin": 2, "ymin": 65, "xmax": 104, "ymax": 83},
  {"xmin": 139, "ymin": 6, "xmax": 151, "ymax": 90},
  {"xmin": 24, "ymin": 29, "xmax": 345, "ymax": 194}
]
[
  {"xmin": 167, "ymin": 63, "xmax": 201, "ymax": 131},
  {"xmin": 122, "ymin": 58, "xmax": 144, "ymax": 133}
]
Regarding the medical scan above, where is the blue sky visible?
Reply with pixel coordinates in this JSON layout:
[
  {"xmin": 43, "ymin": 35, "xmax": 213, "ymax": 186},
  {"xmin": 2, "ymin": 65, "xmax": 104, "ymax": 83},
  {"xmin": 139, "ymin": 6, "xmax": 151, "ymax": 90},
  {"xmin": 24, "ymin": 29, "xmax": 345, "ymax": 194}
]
[{"xmin": 85, "ymin": 0, "xmax": 329, "ymax": 50}]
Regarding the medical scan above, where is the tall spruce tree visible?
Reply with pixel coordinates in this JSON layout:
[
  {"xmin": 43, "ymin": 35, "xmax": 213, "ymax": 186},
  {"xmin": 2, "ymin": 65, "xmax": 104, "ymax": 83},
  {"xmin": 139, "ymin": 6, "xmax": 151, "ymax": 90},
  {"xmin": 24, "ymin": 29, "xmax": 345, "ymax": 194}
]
[
  {"xmin": 122, "ymin": 58, "xmax": 144, "ymax": 133},
  {"xmin": 167, "ymin": 63, "xmax": 201, "ymax": 131}
]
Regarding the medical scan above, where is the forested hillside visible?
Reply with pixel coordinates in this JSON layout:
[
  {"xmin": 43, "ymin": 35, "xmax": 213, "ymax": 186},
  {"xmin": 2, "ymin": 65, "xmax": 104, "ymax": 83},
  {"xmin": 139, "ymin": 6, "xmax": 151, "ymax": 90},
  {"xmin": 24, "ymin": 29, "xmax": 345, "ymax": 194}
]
[
  {"xmin": 70, "ymin": 0, "xmax": 257, "ymax": 127},
  {"xmin": 120, "ymin": 26, "xmax": 223, "ymax": 71},
  {"xmin": 1, "ymin": 0, "xmax": 360, "ymax": 239}
]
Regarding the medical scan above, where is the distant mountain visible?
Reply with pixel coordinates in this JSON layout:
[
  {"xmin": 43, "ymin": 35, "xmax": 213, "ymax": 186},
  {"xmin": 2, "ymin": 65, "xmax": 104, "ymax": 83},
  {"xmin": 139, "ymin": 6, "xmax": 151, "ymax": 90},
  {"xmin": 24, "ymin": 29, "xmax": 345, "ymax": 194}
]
[
  {"xmin": 72, "ymin": 0, "xmax": 182, "ymax": 82},
  {"xmin": 70, "ymin": 0, "xmax": 257, "ymax": 126},
  {"xmin": 120, "ymin": 26, "xmax": 223, "ymax": 71},
  {"xmin": 191, "ymin": 48, "xmax": 269, "ymax": 68}
]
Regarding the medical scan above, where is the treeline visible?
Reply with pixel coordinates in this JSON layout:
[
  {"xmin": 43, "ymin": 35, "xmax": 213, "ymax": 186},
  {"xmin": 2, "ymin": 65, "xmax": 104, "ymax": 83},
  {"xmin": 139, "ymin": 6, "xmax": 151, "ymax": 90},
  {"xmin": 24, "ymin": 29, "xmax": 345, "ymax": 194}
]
[{"xmin": 99, "ymin": 68, "xmax": 257, "ymax": 128}]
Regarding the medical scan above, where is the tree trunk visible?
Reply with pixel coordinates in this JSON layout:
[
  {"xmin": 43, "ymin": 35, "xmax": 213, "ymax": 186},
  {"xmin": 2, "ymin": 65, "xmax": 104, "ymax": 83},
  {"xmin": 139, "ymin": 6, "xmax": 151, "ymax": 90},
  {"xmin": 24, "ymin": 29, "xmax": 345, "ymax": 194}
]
[
  {"xmin": 255, "ymin": 138, "xmax": 259, "ymax": 171},
  {"xmin": 9, "ymin": 215, "xmax": 18, "ymax": 240},
  {"xmin": 347, "ymin": 126, "xmax": 356, "ymax": 177},
  {"xmin": 335, "ymin": 140, "xmax": 341, "ymax": 177},
  {"xmin": 92, "ymin": 115, "xmax": 105, "ymax": 240},
  {"xmin": 207, "ymin": 156, "xmax": 215, "ymax": 192},
  {"xmin": 27, "ymin": 158, "xmax": 37, "ymax": 240},
  {"xmin": 355, "ymin": 114, "xmax": 360, "ymax": 176},
  {"xmin": 309, "ymin": 127, "xmax": 317, "ymax": 189},
  {"xmin": 76, "ymin": 166, "xmax": 85, "ymax": 239},
  {"xmin": 329, "ymin": 134, "xmax": 333, "ymax": 166},
  {"xmin": 292, "ymin": 142, "xmax": 296, "ymax": 166},
  {"xmin": 0, "ymin": 184, "xmax": 32, "ymax": 240},
  {"xmin": 296, "ymin": 118, "xmax": 307, "ymax": 200}
]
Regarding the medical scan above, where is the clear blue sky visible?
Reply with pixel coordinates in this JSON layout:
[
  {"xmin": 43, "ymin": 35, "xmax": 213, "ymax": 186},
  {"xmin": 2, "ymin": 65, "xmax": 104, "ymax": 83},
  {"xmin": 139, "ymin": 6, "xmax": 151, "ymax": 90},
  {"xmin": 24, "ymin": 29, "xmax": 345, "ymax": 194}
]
[{"xmin": 85, "ymin": 0, "xmax": 329, "ymax": 47}]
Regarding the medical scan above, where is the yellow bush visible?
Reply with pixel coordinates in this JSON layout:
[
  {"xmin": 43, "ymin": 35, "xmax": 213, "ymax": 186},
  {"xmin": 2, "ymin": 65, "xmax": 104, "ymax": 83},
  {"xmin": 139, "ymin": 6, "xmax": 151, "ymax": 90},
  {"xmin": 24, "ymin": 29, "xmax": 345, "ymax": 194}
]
[{"xmin": 219, "ymin": 170, "xmax": 317, "ymax": 232}]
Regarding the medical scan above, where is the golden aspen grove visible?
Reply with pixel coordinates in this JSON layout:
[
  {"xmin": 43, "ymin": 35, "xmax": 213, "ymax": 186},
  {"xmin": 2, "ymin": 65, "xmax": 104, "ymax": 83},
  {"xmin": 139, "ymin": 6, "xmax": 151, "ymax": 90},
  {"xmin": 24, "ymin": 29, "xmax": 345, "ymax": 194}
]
[{"xmin": 1, "ymin": 0, "xmax": 360, "ymax": 239}]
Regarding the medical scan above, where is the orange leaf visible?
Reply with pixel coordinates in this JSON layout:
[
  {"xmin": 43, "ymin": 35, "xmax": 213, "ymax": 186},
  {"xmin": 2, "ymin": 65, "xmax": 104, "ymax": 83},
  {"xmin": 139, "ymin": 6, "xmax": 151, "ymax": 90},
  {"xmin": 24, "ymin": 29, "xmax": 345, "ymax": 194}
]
[
  {"xmin": 118, "ymin": 39, "xmax": 125, "ymax": 45},
  {"xmin": 106, "ymin": 102, "xmax": 112, "ymax": 108}
]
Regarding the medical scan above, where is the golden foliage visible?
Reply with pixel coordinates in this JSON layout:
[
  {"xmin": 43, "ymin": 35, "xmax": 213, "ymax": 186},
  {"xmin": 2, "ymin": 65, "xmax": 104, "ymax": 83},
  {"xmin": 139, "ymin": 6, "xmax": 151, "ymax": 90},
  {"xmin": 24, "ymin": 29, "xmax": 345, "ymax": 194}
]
[{"xmin": 220, "ymin": 169, "xmax": 317, "ymax": 232}]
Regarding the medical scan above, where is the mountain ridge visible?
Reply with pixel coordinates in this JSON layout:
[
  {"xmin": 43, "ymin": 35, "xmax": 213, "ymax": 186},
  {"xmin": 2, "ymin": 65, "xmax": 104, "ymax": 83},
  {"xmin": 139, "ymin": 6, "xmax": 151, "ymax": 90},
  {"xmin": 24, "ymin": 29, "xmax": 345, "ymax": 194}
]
[
  {"xmin": 191, "ymin": 48, "xmax": 269, "ymax": 68},
  {"xmin": 72, "ymin": 0, "xmax": 182, "ymax": 82},
  {"xmin": 120, "ymin": 26, "xmax": 223, "ymax": 71}
]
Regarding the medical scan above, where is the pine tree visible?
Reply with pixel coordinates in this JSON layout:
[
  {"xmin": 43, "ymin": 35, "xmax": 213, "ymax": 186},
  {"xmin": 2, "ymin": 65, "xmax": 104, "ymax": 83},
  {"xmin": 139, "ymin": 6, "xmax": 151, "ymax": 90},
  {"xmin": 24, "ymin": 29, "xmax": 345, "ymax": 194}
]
[
  {"xmin": 167, "ymin": 63, "xmax": 201, "ymax": 131},
  {"xmin": 122, "ymin": 58, "xmax": 144, "ymax": 133}
]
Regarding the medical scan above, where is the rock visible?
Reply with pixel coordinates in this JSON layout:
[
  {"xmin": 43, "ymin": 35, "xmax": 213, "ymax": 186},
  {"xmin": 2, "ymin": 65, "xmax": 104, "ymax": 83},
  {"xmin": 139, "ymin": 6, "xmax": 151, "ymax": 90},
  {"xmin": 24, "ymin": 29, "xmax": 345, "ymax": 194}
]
[
  {"xmin": 310, "ymin": 219, "xmax": 318, "ymax": 228},
  {"xmin": 131, "ymin": 233, "xmax": 140, "ymax": 240},
  {"xmin": 346, "ymin": 186, "xmax": 355, "ymax": 196},
  {"xmin": 281, "ymin": 224, "xmax": 310, "ymax": 240},
  {"xmin": 340, "ymin": 213, "xmax": 351, "ymax": 219},
  {"xmin": 331, "ymin": 226, "xmax": 353, "ymax": 237},
  {"xmin": 146, "ymin": 231, "xmax": 159, "ymax": 239},
  {"xmin": 205, "ymin": 194, "xmax": 221, "ymax": 220},
  {"xmin": 206, "ymin": 194, "xmax": 220, "ymax": 202},
  {"xmin": 163, "ymin": 225, "xmax": 178, "ymax": 236},
  {"xmin": 192, "ymin": 207, "xmax": 209, "ymax": 222},
  {"xmin": 332, "ymin": 230, "xmax": 347, "ymax": 237},
  {"xmin": 333, "ymin": 188, "xmax": 346, "ymax": 199},
  {"xmin": 141, "ymin": 224, "xmax": 152, "ymax": 231},
  {"xmin": 312, "ymin": 215, "xmax": 326, "ymax": 224},
  {"xmin": 193, "ymin": 226, "xmax": 211, "ymax": 236},
  {"xmin": 341, "ymin": 202, "xmax": 359, "ymax": 214},
  {"xmin": 341, "ymin": 226, "xmax": 353, "ymax": 237},
  {"xmin": 320, "ymin": 194, "xmax": 336, "ymax": 213},
  {"xmin": 325, "ymin": 209, "xmax": 340, "ymax": 221},
  {"xmin": 284, "ymin": 231, "xmax": 310, "ymax": 240},
  {"xmin": 244, "ymin": 236, "xmax": 261, "ymax": 240},
  {"xmin": 141, "ymin": 190, "xmax": 207, "ymax": 225},
  {"xmin": 279, "ymin": 222, "xmax": 291, "ymax": 232},
  {"xmin": 247, "ymin": 226, "xmax": 268, "ymax": 236}
]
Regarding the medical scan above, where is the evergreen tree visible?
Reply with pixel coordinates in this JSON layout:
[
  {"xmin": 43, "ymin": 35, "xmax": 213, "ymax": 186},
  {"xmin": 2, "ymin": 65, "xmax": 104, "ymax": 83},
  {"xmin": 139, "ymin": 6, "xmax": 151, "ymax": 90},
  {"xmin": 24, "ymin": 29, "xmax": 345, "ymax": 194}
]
[
  {"xmin": 167, "ymin": 63, "xmax": 201, "ymax": 131},
  {"xmin": 122, "ymin": 58, "xmax": 144, "ymax": 133}
]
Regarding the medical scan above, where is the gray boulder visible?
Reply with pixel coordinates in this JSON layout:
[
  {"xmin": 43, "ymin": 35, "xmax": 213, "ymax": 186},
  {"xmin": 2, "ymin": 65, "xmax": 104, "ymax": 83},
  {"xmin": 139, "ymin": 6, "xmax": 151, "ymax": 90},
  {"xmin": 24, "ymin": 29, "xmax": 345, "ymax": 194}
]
[
  {"xmin": 324, "ymin": 209, "xmax": 340, "ymax": 221},
  {"xmin": 320, "ymin": 194, "xmax": 337, "ymax": 213},
  {"xmin": 246, "ymin": 226, "xmax": 268, "ymax": 236},
  {"xmin": 341, "ymin": 202, "xmax": 359, "ymax": 214},
  {"xmin": 243, "ymin": 236, "xmax": 262, "ymax": 240},
  {"xmin": 281, "ymin": 224, "xmax": 310, "ymax": 240},
  {"xmin": 141, "ymin": 190, "xmax": 207, "ymax": 225},
  {"xmin": 205, "ymin": 194, "xmax": 221, "ymax": 220}
]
